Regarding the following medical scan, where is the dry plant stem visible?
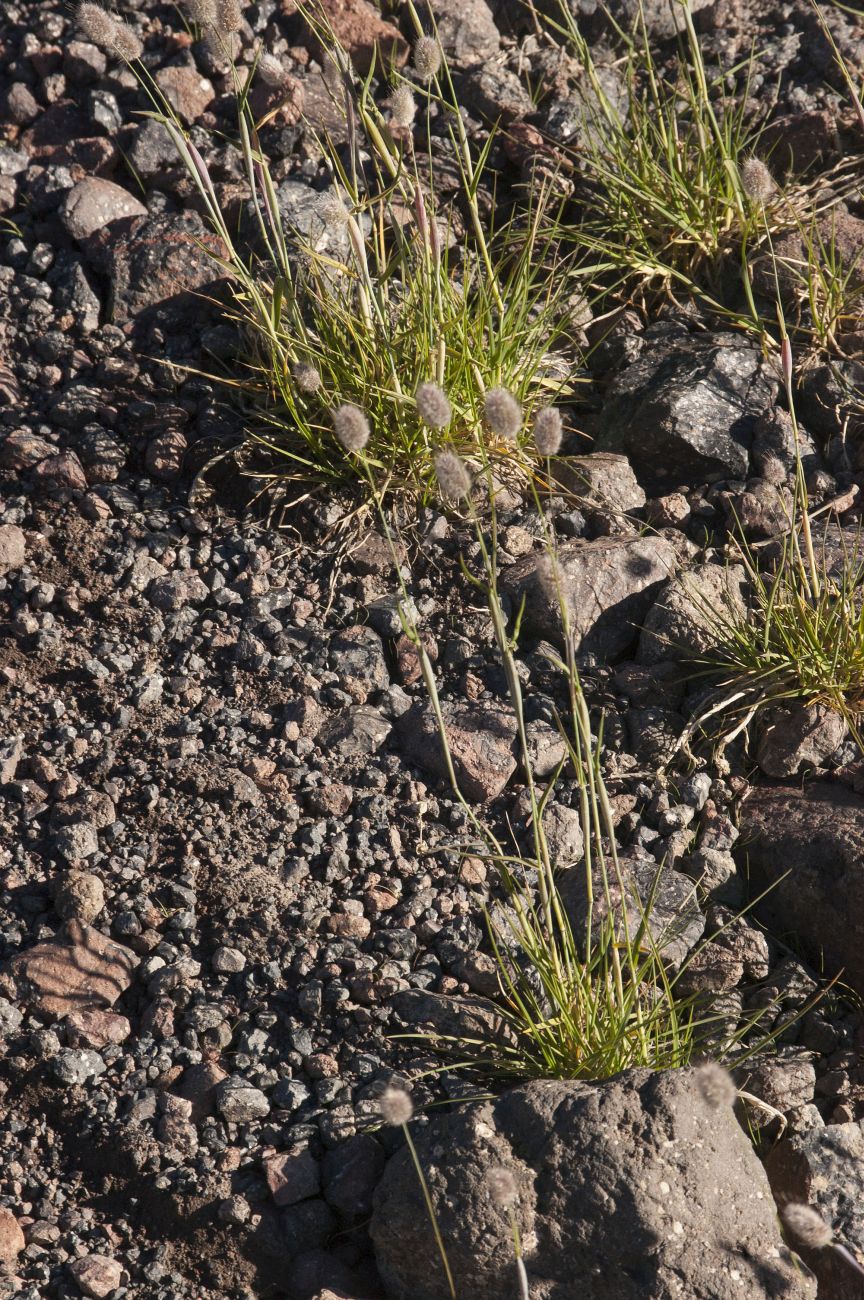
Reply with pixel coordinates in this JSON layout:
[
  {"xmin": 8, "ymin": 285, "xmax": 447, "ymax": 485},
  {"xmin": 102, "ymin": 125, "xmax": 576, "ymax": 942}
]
[
  {"xmin": 400, "ymin": 1120, "xmax": 456, "ymax": 1300},
  {"xmin": 832, "ymin": 1243, "xmax": 864, "ymax": 1281},
  {"xmin": 781, "ymin": 334, "xmax": 820, "ymax": 597}
]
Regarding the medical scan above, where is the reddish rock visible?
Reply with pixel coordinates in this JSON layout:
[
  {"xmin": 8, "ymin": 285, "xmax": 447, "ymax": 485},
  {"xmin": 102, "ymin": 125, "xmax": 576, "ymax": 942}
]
[
  {"xmin": 145, "ymin": 428, "xmax": 188, "ymax": 481},
  {"xmin": 397, "ymin": 701, "xmax": 517, "ymax": 802},
  {"xmin": 7, "ymin": 920, "xmax": 138, "ymax": 1019},
  {"xmin": 291, "ymin": 0, "xmax": 408, "ymax": 74},
  {"xmin": 32, "ymin": 451, "xmax": 88, "ymax": 493},
  {"xmin": 0, "ymin": 524, "xmax": 26, "ymax": 577},
  {"xmin": 64, "ymin": 1008, "xmax": 131, "ymax": 1049},
  {"xmin": 155, "ymin": 66, "xmax": 215, "ymax": 123},
  {"xmin": 0, "ymin": 430, "xmax": 56, "ymax": 470},
  {"xmin": 0, "ymin": 1206, "xmax": 25, "ymax": 1264},
  {"xmin": 263, "ymin": 1147, "xmax": 321, "ymax": 1206},
  {"xmin": 326, "ymin": 912, "xmax": 371, "ymax": 940},
  {"xmin": 175, "ymin": 1060, "xmax": 229, "ymax": 1121},
  {"xmin": 67, "ymin": 1253, "xmax": 124, "ymax": 1298}
]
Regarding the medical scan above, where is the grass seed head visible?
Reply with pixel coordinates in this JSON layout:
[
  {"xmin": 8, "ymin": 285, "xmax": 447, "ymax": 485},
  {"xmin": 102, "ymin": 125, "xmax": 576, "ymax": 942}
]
[
  {"xmin": 693, "ymin": 1062, "xmax": 736, "ymax": 1110},
  {"xmin": 214, "ymin": 0, "xmax": 242, "ymax": 34},
  {"xmin": 77, "ymin": 3, "xmax": 141, "ymax": 59},
  {"xmin": 187, "ymin": 0, "xmax": 217, "ymax": 24},
  {"xmin": 293, "ymin": 363, "xmax": 321, "ymax": 394},
  {"xmin": 333, "ymin": 403, "xmax": 370, "ymax": 453},
  {"xmin": 740, "ymin": 157, "xmax": 776, "ymax": 204},
  {"xmin": 416, "ymin": 382, "xmax": 452, "ymax": 430},
  {"xmin": 390, "ymin": 84, "xmax": 417, "ymax": 129},
  {"xmin": 781, "ymin": 1203, "xmax": 833, "ymax": 1250},
  {"xmin": 434, "ymin": 449, "xmax": 472, "ymax": 501},
  {"xmin": 320, "ymin": 194, "xmax": 351, "ymax": 229},
  {"xmin": 487, "ymin": 1166, "xmax": 518, "ymax": 1209},
  {"xmin": 413, "ymin": 36, "xmax": 442, "ymax": 80},
  {"xmin": 257, "ymin": 52, "xmax": 287, "ymax": 87},
  {"xmin": 533, "ymin": 406, "xmax": 563, "ymax": 456},
  {"xmin": 379, "ymin": 1086, "xmax": 413, "ymax": 1127},
  {"xmin": 484, "ymin": 386, "xmax": 522, "ymax": 440}
]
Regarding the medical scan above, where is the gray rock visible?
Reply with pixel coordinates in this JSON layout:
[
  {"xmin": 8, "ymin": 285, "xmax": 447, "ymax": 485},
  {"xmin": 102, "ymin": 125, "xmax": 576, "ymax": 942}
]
[
  {"xmin": 397, "ymin": 702, "xmax": 517, "ymax": 802},
  {"xmin": 540, "ymin": 802, "xmax": 584, "ymax": 866},
  {"xmin": 329, "ymin": 624, "xmax": 390, "ymax": 702},
  {"xmin": 428, "ymin": 0, "xmax": 500, "ymax": 65},
  {"xmin": 0, "ymin": 998, "xmax": 24, "ymax": 1037},
  {"xmin": 54, "ymin": 821, "xmax": 99, "ymax": 862},
  {"xmin": 61, "ymin": 179, "xmax": 147, "ymax": 242},
  {"xmin": 552, "ymin": 452, "xmax": 646, "ymax": 514},
  {"xmin": 53, "ymin": 1048, "xmax": 106, "ymax": 1085},
  {"xmin": 0, "ymin": 735, "xmax": 23, "ymax": 783},
  {"xmin": 561, "ymin": 847, "xmax": 705, "ymax": 969},
  {"xmin": 322, "ymin": 1133, "xmax": 385, "ymax": 1216},
  {"xmin": 596, "ymin": 333, "xmax": 778, "ymax": 491},
  {"xmin": 679, "ymin": 847, "xmax": 742, "ymax": 905},
  {"xmin": 319, "ymin": 705, "xmax": 392, "ymax": 757},
  {"xmin": 766, "ymin": 1120, "xmax": 864, "ymax": 1299},
  {"xmin": 0, "ymin": 524, "xmax": 26, "ymax": 576},
  {"xmin": 148, "ymin": 571, "xmax": 210, "ymax": 611},
  {"xmin": 391, "ymin": 988, "xmax": 519, "ymax": 1051},
  {"xmin": 501, "ymin": 535, "xmax": 677, "ymax": 659},
  {"xmin": 739, "ymin": 783, "xmax": 864, "ymax": 994},
  {"xmin": 638, "ymin": 563, "xmax": 747, "ymax": 666},
  {"xmin": 371, "ymin": 1067, "xmax": 812, "ymax": 1300},
  {"xmin": 216, "ymin": 1077, "xmax": 270, "ymax": 1123},
  {"xmin": 54, "ymin": 873, "xmax": 105, "ymax": 925},
  {"xmin": 571, "ymin": 0, "xmax": 714, "ymax": 38},
  {"xmin": 756, "ymin": 703, "xmax": 847, "ymax": 777}
]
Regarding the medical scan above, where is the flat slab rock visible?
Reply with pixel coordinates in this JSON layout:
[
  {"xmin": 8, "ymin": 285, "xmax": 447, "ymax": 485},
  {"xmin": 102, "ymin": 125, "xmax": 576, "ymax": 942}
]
[
  {"xmin": 500, "ymin": 534, "xmax": 677, "ymax": 659},
  {"xmin": 738, "ymin": 782, "xmax": 864, "ymax": 993},
  {"xmin": 371, "ymin": 1067, "xmax": 812, "ymax": 1300},
  {"xmin": 3, "ymin": 920, "xmax": 137, "ymax": 1019}
]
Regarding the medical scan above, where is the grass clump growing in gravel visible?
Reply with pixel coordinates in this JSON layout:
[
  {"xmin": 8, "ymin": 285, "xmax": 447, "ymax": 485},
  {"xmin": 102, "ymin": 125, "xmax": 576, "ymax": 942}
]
[{"xmin": 116, "ymin": 0, "xmax": 575, "ymax": 500}]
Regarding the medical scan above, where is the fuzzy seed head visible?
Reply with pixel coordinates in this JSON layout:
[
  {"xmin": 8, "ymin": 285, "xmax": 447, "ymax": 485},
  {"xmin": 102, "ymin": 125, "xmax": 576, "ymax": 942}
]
[
  {"xmin": 390, "ymin": 84, "xmax": 417, "ymax": 129},
  {"xmin": 379, "ymin": 1086, "xmax": 413, "ymax": 1127},
  {"xmin": 487, "ymin": 1166, "xmax": 518, "ymax": 1209},
  {"xmin": 214, "ymin": 0, "xmax": 242, "ymax": 34},
  {"xmin": 187, "ymin": 0, "xmax": 217, "ymax": 24},
  {"xmin": 110, "ymin": 20, "xmax": 143, "ymax": 60},
  {"xmin": 333, "ymin": 403, "xmax": 370, "ymax": 453},
  {"xmin": 434, "ymin": 449, "xmax": 472, "ymax": 501},
  {"xmin": 533, "ymin": 406, "xmax": 563, "ymax": 457},
  {"xmin": 740, "ymin": 157, "xmax": 776, "ymax": 204},
  {"xmin": 781, "ymin": 1203, "xmax": 833, "ymax": 1251},
  {"xmin": 484, "ymin": 386, "xmax": 522, "ymax": 440},
  {"xmin": 416, "ymin": 382, "xmax": 451, "ymax": 430},
  {"xmin": 257, "ymin": 52, "xmax": 287, "ymax": 87},
  {"xmin": 693, "ymin": 1062, "xmax": 737, "ymax": 1111},
  {"xmin": 76, "ymin": 3, "xmax": 141, "ymax": 59},
  {"xmin": 413, "ymin": 36, "xmax": 442, "ymax": 80},
  {"xmin": 320, "ymin": 194, "xmax": 351, "ymax": 229},
  {"xmin": 294, "ymin": 363, "xmax": 321, "ymax": 394}
]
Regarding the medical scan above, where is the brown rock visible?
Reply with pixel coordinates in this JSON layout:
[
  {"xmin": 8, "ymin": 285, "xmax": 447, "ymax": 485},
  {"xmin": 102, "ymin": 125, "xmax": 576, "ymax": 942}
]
[
  {"xmin": 0, "ymin": 524, "xmax": 26, "ymax": 577},
  {"xmin": 154, "ymin": 66, "xmax": 214, "ymax": 123},
  {"xmin": 0, "ymin": 430, "xmax": 56, "ymax": 470},
  {"xmin": 64, "ymin": 1008, "xmax": 131, "ymax": 1049},
  {"xmin": 553, "ymin": 452, "xmax": 646, "ymax": 514},
  {"xmin": 7, "ymin": 920, "xmax": 138, "ymax": 1019},
  {"xmin": 304, "ymin": 0, "xmax": 408, "ymax": 74},
  {"xmin": 175, "ymin": 1060, "xmax": 229, "ymax": 1121},
  {"xmin": 0, "ymin": 1206, "xmax": 25, "ymax": 1264},
  {"xmin": 263, "ymin": 1147, "xmax": 321, "ymax": 1206},
  {"xmin": 145, "ymin": 428, "xmax": 188, "ymax": 481},
  {"xmin": 32, "ymin": 451, "xmax": 88, "ymax": 493},
  {"xmin": 67, "ymin": 1253, "xmax": 124, "ymax": 1298},
  {"xmin": 397, "ymin": 702, "xmax": 517, "ymax": 802},
  {"xmin": 756, "ymin": 702, "xmax": 847, "ymax": 777},
  {"xmin": 326, "ymin": 912, "xmax": 371, "ymax": 940},
  {"xmin": 61, "ymin": 178, "xmax": 147, "ymax": 241}
]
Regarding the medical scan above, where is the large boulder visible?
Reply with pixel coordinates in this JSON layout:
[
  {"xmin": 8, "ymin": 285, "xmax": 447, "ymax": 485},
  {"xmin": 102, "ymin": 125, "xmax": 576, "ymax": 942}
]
[
  {"xmin": 738, "ymin": 783, "xmax": 864, "ymax": 994},
  {"xmin": 596, "ymin": 333, "xmax": 778, "ymax": 492},
  {"xmin": 501, "ymin": 534, "xmax": 677, "ymax": 659},
  {"xmin": 766, "ymin": 1121, "xmax": 864, "ymax": 1299},
  {"xmin": 371, "ymin": 1067, "xmax": 812, "ymax": 1300},
  {"xmin": 755, "ymin": 702, "xmax": 847, "ymax": 777}
]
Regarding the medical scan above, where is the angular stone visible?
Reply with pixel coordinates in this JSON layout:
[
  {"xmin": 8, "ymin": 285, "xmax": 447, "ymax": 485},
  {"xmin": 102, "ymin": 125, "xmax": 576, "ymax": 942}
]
[
  {"xmin": 427, "ymin": 0, "xmax": 500, "ymax": 65},
  {"xmin": 6, "ymin": 920, "xmax": 138, "ymax": 1019},
  {"xmin": 61, "ymin": 178, "xmax": 147, "ymax": 242},
  {"xmin": 391, "ymin": 989, "xmax": 519, "ymax": 1051},
  {"xmin": 596, "ymin": 333, "xmax": 778, "ymax": 492},
  {"xmin": 371, "ymin": 1067, "xmax": 812, "ymax": 1300},
  {"xmin": 67, "ymin": 1253, "xmax": 123, "ymax": 1299},
  {"xmin": 552, "ymin": 452, "xmax": 646, "ymax": 514},
  {"xmin": 739, "ymin": 783, "xmax": 864, "ymax": 994},
  {"xmin": 756, "ymin": 703, "xmax": 847, "ymax": 778},
  {"xmin": 263, "ymin": 1147, "xmax": 321, "ymax": 1207},
  {"xmin": 766, "ymin": 1120, "xmax": 864, "ymax": 1298},
  {"xmin": 154, "ymin": 66, "xmax": 214, "ymax": 124},
  {"xmin": 318, "ymin": 705, "xmax": 392, "ymax": 757},
  {"xmin": 64, "ymin": 1008, "xmax": 131, "ymax": 1049},
  {"xmin": 0, "ymin": 524, "xmax": 26, "ymax": 576},
  {"xmin": 397, "ymin": 702, "xmax": 517, "ymax": 802},
  {"xmin": 0, "ymin": 430, "xmax": 56, "ymax": 470},
  {"xmin": 316, "ymin": 0, "xmax": 409, "ymax": 74},
  {"xmin": 501, "ymin": 535, "xmax": 677, "ymax": 659},
  {"xmin": 638, "ymin": 563, "xmax": 747, "ymax": 666},
  {"xmin": 0, "ymin": 1206, "xmax": 25, "ymax": 1264},
  {"xmin": 329, "ymin": 624, "xmax": 390, "ymax": 703},
  {"xmin": 54, "ymin": 872, "xmax": 105, "ymax": 924}
]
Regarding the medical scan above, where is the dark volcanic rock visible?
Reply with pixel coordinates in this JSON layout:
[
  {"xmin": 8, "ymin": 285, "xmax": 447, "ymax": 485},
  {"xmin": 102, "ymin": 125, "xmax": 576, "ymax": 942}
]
[
  {"xmin": 371, "ymin": 1067, "xmax": 812, "ymax": 1300},
  {"xmin": 595, "ymin": 333, "xmax": 778, "ymax": 492},
  {"xmin": 738, "ymin": 783, "xmax": 864, "ymax": 993}
]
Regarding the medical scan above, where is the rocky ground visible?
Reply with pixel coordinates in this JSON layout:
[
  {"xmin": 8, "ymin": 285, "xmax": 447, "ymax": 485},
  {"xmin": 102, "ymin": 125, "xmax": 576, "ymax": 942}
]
[{"xmin": 2, "ymin": 0, "xmax": 864, "ymax": 1297}]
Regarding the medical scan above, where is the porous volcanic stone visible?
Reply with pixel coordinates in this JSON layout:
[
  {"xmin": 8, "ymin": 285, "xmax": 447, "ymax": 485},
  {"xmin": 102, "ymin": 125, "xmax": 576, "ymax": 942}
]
[{"xmin": 371, "ymin": 1067, "xmax": 812, "ymax": 1300}]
